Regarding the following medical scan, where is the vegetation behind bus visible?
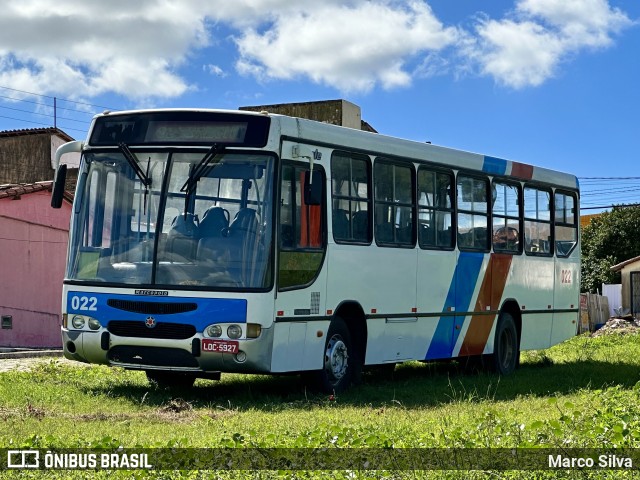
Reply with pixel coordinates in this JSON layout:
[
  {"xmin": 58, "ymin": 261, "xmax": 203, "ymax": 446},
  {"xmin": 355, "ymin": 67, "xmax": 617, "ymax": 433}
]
[{"xmin": 581, "ymin": 205, "xmax": 640, "ymax": 293}]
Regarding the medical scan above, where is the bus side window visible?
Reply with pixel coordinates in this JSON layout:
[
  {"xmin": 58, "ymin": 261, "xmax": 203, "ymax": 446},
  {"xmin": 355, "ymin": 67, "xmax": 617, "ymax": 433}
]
[
  {"xmin": 492, "ymin": 181, "xmax": 521, "ymax": 253},
  {"xmin": 331, "ymin": 152, "xmax": 372, "ymax": 244},
  {"xmin": 457, "ymin": 174, "xmax": 489, "ymax": 251},
  {"xmin": 524, "ymin": 186, "xmax": 552, "ymax": 255},
  {"xmin": 374, "ymin": 159, "xmax": 415, "ymax": 247},
  {"xmin": 555, "ymin": 191, "xmax": 577, "ymax": 257},
  {"xmin": 417, "ymin": 167, "xmax": 454, "ymax": 249}
]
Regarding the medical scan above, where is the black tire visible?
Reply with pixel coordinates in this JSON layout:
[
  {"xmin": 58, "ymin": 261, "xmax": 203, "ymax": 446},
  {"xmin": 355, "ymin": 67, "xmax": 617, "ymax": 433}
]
[
  {"xmin": 146, "ymin": 370, "xmax": 196, "ymax": 389},
  {"xmin": 309, "ymin": 317, "xmax": 359, "ymax": 393},
  {"xmin": 491, "ymin": 312, "xmax": 519, "ymax": 375}
]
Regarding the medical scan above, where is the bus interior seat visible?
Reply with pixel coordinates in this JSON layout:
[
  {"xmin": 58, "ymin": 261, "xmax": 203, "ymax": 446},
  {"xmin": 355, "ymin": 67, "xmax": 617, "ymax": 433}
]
[
  {"xmin": 438, "ymin": 227, "xmax": 452, "ymax": 247},
  {"xmin": 228, "ymin": 208, "xmax": 259, "ymax": 239},
  {"xmin": 352, "ymin": 210, "xmax": 369, "ymax": 241},
  {"xmin": 376, "ymin": 222, "xmax": 394, "ymax": 243},
  {"xmin": 225, "ymin": 208, "xmax": 260, "ymax": 284},
  {"xmin": 332, "ymin": 209, "xmax": 350, "ymax": 240},
  {"xmin": 418, "ymin": 222, "xmax": 434, "ymax": 245},
  {"xmin": 199, "ymin": 206, "xmax": 229, "ymax": 238},
  {"xmin": 397, "ymin": 226, "xmax": 412, "ymax": 244},
  {"xmin": 473, "ymin": 227, "xmax": 488, "ymax": 247},
  {"xmin": 166, "ymin": 213, "xmax": 199, "ymax": 261}
]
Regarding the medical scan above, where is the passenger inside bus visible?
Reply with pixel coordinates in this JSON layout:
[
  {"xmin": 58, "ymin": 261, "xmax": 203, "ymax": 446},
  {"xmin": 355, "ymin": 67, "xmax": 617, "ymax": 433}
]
[{"xmin": 492, "ymin": 226, "xmax": 519, "ymax": 251}]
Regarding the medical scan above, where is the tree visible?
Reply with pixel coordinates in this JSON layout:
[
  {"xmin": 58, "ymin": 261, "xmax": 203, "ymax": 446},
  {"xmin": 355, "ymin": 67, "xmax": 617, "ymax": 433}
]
[{"xmin": 581, "ymin": 205, "xmax": 640, "ymax": 293}]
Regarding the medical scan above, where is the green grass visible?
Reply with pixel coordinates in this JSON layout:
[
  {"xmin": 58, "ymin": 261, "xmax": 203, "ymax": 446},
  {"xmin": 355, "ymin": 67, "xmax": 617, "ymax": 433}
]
[{"xmin": 2, "ymin": 332, "xmax": 640, "ymax": 479}]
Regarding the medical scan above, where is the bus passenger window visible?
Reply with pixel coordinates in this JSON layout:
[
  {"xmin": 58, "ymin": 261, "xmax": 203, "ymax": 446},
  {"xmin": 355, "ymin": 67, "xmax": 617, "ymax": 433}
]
[
  {"xmin": 524, "ymin": 187, "xmax": 551, "ymax": 255},
  {"xmin": 555, "ymin": 191, "xmax": 577, "ymax": 257},
  {"xmin": 374, "ymin": 159, "xmax": 415, "ymax": 247},
  {"xmin": 492, "ymin": 182, "xmax": 520, "ymax": 253},
  {"xmin": 331, "ymin": 152, "xmax": 372, "ymax": 243},
  {"xmin": 417, "ymin": 168, "xmax": 454, "ymax": 249},
  {"xmin": 457, "ymin": 175, "xmax": 489, "ymax": 251}
]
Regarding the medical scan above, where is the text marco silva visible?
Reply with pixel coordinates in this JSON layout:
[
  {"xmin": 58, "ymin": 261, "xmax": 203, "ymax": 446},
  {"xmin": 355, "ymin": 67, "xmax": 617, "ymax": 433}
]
[{"xmin": 549, "ymin": 455, "xmax": 632, "ymax": 469}]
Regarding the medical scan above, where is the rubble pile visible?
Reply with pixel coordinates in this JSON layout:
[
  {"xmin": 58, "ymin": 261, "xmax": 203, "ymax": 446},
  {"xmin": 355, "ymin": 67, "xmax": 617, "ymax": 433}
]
[{"xmin": 591, "ymin": 315, "xmax": 640, "ymax": 337}]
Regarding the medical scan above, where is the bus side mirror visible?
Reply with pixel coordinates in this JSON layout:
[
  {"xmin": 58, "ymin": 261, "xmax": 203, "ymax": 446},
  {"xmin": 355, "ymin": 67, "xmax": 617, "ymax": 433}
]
[
  {"xmin": 51, "ymin": 164, "xmax": 67, "ymax": 208},
  {"xmin": 304, "ymin": 170, "xmax": 323, "ymax": 206}
]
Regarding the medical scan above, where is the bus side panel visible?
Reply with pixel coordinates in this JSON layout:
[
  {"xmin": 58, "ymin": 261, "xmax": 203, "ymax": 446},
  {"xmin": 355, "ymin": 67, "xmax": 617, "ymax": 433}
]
[
  {"xmin": 417, "ymin": 250, "xmax": 458, "ymax": 360},
  {"xmin": 551, "ymin": 254, "xmax": 580, "ymax": 345},
  {"xmin": 432, "ymin": 252, "xmax": 487, "ymax": 360},
  {"xmin": 454, "ymin": 253, "xmax": 513, "ymax": 357},
  {"xmin": 512, "ymin": 256, "xmax": 554, "ymax": 350},
  {"xmin": 326, "ymin": 243, "xmax": 418, "ymax": 365},
  {"xmin": 270, "ymin": 322, "xmax": 312, "ymax": 372},
  {"xmin": 273, "ymin": 265, "xmax": 329, "ymax": 372}
]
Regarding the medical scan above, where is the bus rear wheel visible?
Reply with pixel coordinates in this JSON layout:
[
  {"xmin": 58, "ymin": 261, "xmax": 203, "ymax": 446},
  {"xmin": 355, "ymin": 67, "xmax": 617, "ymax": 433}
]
[
  {"xmin": 309, "ymin": 317, "xmax": 358, "ymax": 393},
  {"xmin": 491, "ymin": 312, "xmax": 519, "ymax": 375},
  {"xmin": 146, "ymin": 370, "xmax": 196, "ymax": 389}
]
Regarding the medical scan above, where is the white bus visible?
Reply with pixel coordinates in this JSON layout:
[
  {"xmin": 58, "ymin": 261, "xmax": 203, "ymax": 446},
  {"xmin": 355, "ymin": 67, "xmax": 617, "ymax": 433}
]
[{"xmin": 52, "ymin": 109, "xmax": 580, "ymax": 392}]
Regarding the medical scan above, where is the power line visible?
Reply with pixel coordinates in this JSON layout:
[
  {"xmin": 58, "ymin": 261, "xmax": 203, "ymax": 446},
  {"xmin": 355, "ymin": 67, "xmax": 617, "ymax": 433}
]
[
  {"xmin": 581, "ymin": 203, "xmax": 640, "ymax": 211},
  {"xmin": 0, "ymin": 84, "xmax": 119, "ymax": 136},
  {"xmin": 579, "ymin": 176, "xmax": 640, "ymax": 180},
  {"xmin": 0, "ymin": 93, "xmax": 97, "ymax": 115},
  {"xmin": 0, "ymin": 104, "xmax": 90, "ymax": 124},
  {"xmin": 0, "ymin": 85, "xmax": 112, "ymax": 110}
]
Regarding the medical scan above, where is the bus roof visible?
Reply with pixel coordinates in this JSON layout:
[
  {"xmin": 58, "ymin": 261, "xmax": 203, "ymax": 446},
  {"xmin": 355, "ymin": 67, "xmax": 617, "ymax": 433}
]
[
  {"xmin": 91, "ymin": 108, "xmax": 579, "ymax": 191},
  {"xmin": 272, "ymin": 113, "xmax": 579, "ymax": 191}
]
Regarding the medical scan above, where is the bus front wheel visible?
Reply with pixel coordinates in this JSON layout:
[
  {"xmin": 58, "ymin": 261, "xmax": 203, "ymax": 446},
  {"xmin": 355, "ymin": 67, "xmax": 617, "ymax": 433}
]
[
  {"xmin": 491, "ymin": 312, "xmax": 519, "ymax": 375},
  {"xmin": 309, "ymin": 317, "xmax": 358, "ymax": 393}
]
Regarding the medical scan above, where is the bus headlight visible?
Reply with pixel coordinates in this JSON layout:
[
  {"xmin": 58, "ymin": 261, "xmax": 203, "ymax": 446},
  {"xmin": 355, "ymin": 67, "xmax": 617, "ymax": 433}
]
[
  {"xmin": 205, "ymin": 324, "xmax": 223, "ymax": 338},
  {"xmin": 227, "ymin": 324, "xmax": 242, "ymax": 339},
  {"xmin": 88, "ymin": 318, "xmax": 101, "ymax": 330},
  {"xmin": 71, "ymin": 315, "xmax": 86, "ymax": 329}
]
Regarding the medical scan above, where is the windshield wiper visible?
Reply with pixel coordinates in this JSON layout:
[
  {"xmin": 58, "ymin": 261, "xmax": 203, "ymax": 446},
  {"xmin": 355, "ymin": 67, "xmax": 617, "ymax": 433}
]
[
  {"xmin": 119, "ymin": 142, "xmax": 152, "ymax": 214},
  {"xmin": 118, "ymin": 143, "xmax": 152, "ymax": 188},
  {"xmin": 180, "ymin": 143, "xmax": 225, "ymax": 214}
]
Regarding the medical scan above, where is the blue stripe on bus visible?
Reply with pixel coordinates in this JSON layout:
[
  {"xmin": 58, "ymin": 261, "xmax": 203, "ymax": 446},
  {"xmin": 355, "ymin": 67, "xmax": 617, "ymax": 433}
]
[
  {"xmin": 482, "ymin": 156, "xmax": 508, "ymax": 175},
  {"xmin": 425, "ymin": 252, "xmax": 484, "ymax": 360},
  {"xmin": 67, "ymin": 292, "xmax": 247, "ymax": 331}
]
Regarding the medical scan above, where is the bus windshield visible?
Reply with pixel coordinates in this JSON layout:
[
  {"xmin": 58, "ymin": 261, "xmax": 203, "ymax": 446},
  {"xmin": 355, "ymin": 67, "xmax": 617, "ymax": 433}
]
[{"xmin": 67, "ymin": 149, "xmax": 275, "ymax": 290}]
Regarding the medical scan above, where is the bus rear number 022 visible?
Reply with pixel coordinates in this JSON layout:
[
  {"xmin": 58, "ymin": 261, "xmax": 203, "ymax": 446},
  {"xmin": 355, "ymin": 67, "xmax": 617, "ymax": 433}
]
[{"xmin": 70, "ymin": 295, "xmax": 98, "ymax": 311}]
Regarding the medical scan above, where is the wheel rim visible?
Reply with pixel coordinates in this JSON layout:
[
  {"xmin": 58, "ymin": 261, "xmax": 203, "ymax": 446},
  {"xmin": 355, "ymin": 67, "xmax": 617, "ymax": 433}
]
[
  {"xmin": 324, "ymin": 334, "xmax": 349, "ymax": 384},
  {"xmin": 499, "ymin": 327, "xmax": 514, "ymax": 370}
]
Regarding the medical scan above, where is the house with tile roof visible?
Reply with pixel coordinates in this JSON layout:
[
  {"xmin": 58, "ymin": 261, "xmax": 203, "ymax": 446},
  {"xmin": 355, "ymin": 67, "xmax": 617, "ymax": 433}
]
[
  {"xmin": 0, "ymin": 127, "xmax": 79, "ymax": 190},
  {"xmin": 0, "ymin": 127, "xmax": 78, "ymax": 348},
  {"xmin": 0, "ymin": 181, "xmax": 72, "ymax": 347}
]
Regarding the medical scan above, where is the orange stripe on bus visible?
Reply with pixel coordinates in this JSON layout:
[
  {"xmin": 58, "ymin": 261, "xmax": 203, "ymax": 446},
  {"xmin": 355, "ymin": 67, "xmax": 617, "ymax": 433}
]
[{"xmin": 459, "ymin": 254, "xmax": 513, "ymax": 356}]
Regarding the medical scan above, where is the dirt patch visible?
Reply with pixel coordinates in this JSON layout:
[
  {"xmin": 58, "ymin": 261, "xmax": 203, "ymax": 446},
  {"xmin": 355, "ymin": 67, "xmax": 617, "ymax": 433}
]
[
  {"xmin": 592, "ymin": 316, "xmax": 640, "ymax": 337},
  {"xmin": 160, "ymin": 398, "xmax": 193, "ymax": 414}
]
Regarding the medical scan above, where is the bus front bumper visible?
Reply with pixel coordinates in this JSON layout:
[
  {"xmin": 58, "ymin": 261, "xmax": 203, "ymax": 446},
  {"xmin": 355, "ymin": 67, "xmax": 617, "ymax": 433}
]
[{"xmin": 61, "ymin": 326, "xmax": 274, "ymax": 374}]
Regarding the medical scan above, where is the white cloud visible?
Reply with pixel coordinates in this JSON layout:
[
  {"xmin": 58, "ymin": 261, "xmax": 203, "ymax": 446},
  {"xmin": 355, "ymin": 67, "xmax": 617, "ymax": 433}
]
[
  {"xmin": 468, "ymin": 0, "xmax": 633, "ymax": 88},
  {"xmin": 0, "ymin": 0, "xmax": 207, "ymax": 101},
  {"xmin": 0, "ymin": 0, "xmax": 633, "ymax": 102},
  {"xmin": 204, "ymin": 64, "xmax": 227, "ymax": 77},
  {"xmin": 234, "ymin": 1, "xmax": 460, "ymax": 92}
]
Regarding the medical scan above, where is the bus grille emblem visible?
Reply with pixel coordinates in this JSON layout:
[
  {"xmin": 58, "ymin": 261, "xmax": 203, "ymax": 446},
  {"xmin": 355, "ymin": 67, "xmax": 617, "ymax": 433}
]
[{"xmin": 145, "ymin": 317, "xmax": 157, "ymax": 328}]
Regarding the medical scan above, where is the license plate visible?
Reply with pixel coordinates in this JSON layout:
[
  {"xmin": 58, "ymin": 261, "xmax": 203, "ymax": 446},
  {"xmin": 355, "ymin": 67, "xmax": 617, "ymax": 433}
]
[{"xmin": 201, "ymin": 339, "xmax": 239, "ymax": 354}]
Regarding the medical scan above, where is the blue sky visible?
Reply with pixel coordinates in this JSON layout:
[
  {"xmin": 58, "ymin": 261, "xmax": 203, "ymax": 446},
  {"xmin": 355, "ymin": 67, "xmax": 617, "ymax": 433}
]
[{"xmin": 0, "ymin": 0, "xmax": 638, "ymax": 212}]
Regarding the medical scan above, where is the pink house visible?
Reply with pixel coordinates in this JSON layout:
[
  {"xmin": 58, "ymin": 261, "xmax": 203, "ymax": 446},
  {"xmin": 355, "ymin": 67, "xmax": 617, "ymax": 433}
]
[{"xmin": 0, "ymin": 182, "xmax": 71, "ymax": 347}]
